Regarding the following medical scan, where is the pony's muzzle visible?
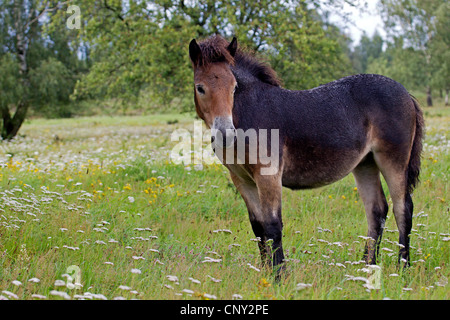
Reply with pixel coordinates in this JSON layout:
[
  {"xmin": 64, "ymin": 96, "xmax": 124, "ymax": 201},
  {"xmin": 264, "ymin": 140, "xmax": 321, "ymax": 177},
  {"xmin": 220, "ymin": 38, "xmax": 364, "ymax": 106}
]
[{"xmin": 211, "ymin": 116, "xmax": 236, "ymax": 149}]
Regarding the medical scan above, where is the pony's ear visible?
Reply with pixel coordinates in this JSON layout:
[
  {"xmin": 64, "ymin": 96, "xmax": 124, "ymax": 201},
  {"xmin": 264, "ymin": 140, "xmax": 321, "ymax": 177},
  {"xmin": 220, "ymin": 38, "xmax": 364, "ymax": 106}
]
[
  {"xmin": 189, "ymin": 39, "xmax": 202, "ymax": 66},
  {"xmin": 227, "ymin": 37, "xmax": 237, "ymax": 57}
]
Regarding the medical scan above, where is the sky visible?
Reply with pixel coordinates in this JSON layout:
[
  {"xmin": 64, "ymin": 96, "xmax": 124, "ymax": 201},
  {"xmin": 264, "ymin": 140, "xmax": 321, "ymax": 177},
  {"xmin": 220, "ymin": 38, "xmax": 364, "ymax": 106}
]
[{"xmin": 328, "ymin": 0, "xmax": 386, "ymax": 46}]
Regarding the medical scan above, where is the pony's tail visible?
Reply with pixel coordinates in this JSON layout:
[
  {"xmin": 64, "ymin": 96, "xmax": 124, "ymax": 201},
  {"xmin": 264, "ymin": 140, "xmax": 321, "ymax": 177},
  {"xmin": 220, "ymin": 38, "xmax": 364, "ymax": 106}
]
[{"xmin": 406, "ymin": 95, "xmax": 424, "ymax": 195}]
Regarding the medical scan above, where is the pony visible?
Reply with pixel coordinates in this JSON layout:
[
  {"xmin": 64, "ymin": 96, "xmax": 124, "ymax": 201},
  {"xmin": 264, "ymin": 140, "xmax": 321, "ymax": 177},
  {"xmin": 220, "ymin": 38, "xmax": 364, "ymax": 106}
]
[{"xmin": 188, "ymin": 35, "xmax": 424, "ymax": 273}]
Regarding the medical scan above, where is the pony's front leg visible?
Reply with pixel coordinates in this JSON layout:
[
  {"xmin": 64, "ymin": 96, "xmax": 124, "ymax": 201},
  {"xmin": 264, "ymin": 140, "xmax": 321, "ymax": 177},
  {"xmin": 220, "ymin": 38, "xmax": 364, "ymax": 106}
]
[
  {"xmin": 254, "ymin": 173, "xmax": 285, "ymax": 271},
  {"xmin": 229, "ymin": 171, "xmax": 285, "ymax": 271}
]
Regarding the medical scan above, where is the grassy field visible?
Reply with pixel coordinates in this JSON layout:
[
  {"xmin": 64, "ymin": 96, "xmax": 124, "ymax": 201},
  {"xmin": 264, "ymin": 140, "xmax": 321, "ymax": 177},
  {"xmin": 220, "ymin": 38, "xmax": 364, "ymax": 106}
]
[{"xmin": 0, "ymin": 106, "xmax": 448, "ymax": 300}]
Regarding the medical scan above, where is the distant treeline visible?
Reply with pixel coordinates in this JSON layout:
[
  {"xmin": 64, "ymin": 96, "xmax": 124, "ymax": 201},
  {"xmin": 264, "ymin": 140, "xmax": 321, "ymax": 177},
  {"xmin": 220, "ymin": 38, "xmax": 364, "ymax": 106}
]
[{"xmin": 0, "ymin": 0, "xmax": 448, "ymax": 139}]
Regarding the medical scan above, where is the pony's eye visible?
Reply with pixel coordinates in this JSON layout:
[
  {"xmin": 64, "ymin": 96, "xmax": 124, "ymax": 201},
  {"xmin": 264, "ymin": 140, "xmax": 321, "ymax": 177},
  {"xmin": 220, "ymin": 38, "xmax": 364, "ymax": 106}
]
[
  {"xmin": 232, "ymin": 84, "xmax": 238, "ymax": 94},
  {"xmin": 196, "ymin": 85, "xmax": 205, "ymax": 95}
]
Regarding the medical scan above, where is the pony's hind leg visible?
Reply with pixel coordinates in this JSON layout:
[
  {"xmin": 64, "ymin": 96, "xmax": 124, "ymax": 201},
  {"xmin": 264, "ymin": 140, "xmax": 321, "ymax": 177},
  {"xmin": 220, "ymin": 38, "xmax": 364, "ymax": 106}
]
[
  {"xmin": 352, "ymin": 153, "xmax": 389, "ymax": 265},
  {"xmin": 374, "ymin": 153, "xmax": 413, "ymax": 266}
]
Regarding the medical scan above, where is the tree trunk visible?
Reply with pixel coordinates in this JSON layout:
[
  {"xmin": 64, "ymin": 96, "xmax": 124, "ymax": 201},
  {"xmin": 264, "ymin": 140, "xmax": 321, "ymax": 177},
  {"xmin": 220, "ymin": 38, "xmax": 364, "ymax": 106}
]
[
  {"xmin": 2, "ymin": 1, "xmax": 31, "ymax": 140},
  {"xmin": 426, "ymin": 86, "xmax": 433, "ymax": 107},
  {"xmin": 1, "ymin": 101, "xmax": 29, "ymax": 140},
  {"xmin": 445, "ymin": 88, "xmax": 449, "ymax": 106}
]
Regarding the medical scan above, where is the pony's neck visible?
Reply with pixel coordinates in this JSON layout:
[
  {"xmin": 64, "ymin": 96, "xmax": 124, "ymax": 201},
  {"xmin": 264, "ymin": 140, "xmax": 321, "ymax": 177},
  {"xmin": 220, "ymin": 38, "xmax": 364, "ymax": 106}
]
[{"xmin": 231, "ymin": 64, "xmax": 259, "ymax": 87}]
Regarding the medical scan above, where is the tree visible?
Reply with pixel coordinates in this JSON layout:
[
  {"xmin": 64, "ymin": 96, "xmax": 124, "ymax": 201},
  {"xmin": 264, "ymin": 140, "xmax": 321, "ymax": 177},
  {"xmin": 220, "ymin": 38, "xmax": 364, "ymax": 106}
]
[
  {"xmin": 74, "ymin": 0, "xmax": 353, "ymax": 110},
  {"xmin": 0, "ymin": 0, "xmax": 73, "ymax": 139},
  {"xmin": 380, "ymin": 0, "xmax": 448, "ymax": 106},
  {"xmin": 351, "ymin": 31, "xmax": 384, "ymax": 74},
  {"xmin": 429, "ymin": 2, "xmax": 450, "ymax": 106}
]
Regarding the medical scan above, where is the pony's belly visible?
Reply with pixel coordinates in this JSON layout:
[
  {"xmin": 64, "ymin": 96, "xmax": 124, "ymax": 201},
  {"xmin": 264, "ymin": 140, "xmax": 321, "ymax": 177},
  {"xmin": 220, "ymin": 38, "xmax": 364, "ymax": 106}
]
[{"xmin": 281, "ymin": 149, "xmax": 366, "ymax": 190}]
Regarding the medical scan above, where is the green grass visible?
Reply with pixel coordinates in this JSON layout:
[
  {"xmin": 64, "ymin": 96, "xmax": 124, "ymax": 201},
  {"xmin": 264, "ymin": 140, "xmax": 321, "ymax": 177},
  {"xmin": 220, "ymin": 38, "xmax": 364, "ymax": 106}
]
[{"xmin": 0, "ymin": 108, "xmax": 448, "ymax": 300}]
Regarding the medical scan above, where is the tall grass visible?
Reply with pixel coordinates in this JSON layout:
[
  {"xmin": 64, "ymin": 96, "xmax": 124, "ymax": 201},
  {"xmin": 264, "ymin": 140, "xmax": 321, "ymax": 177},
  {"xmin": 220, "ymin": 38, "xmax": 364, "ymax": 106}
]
[{"xmin": 0, "ymin": 108, "xmax": 448, "ymax": 300}]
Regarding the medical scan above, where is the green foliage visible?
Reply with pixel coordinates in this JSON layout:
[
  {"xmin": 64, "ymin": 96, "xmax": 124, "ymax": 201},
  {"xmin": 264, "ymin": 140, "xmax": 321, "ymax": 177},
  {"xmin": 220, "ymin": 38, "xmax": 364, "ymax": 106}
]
[
  {"xmin": 378, "ymin": 0, "xmax": 449, "ymax": 104},
  {"xmin": 351, "ymin": 32, "xmax": 384, "ymax": 74},
  {"xmin": 0, "ymin": 54, "xmax": 25, "ymax": 107},
  {"xmin": 73, "ymin": 0, "xmax": 352, "ymax": 110}
]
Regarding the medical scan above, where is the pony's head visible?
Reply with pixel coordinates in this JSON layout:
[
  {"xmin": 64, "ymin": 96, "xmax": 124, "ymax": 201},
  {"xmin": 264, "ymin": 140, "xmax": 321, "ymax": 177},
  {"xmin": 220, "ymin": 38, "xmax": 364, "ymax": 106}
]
[{"xmin": 189, "ymin": 35, "xmax": 238, "ymax": 148}]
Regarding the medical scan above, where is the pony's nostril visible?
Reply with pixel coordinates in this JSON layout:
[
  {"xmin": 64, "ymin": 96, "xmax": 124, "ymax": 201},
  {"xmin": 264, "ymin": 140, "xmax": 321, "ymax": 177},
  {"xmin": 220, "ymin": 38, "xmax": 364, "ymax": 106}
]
[{"xmin": 211, "ymin": 136, "xmax": 215, "ymax": 143}]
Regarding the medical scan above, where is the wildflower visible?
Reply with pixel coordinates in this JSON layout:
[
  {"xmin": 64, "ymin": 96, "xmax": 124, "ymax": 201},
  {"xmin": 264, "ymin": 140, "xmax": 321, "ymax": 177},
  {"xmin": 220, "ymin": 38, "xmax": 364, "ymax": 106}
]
[
  {"xmin": 123, "ymin": 184, "xmax": 132, "ymax": 190},
  {"xmin": 206, "ymin": 275, "xmax": 222, "ymax": 283},
  {"xmin": 166, "ymin": 275, "xmax": 179, "ymax": 283},
  {"xmin": 50, "ymin": 290, "xmax": 71, "ymax": 300},
  {"xmin": 118, "ymin": 285, "xmax": 132, "ymax": 291},
  {"xmin": 247, "ymin": 263, "xmax": 260, "ymax": 272},
  {"xmin": 202, "ymin": 257, "xmax": 222, "ymax": 263},
  {"xmin": 181, "ymin": 289, "xmax": 194, "ymax": 295},
  {"xmin": 188, "ymin": 277, "xmax": 201, "ymax": 284},
  {"xmin": 295, "ymin": 283, "xmax": 312, "ymax": 290},
  {"xmin": 87, "ymin": 293, "xmax": 107, "ymax": 300},
  {"xmin": 28, "ymin": 278, "xmax": 40, "ymax": 283},
  {"xmin": 2, "ymin": 291, "xmax": 18, "ymax": 299},
  {"xmin": 258, "ymin": 278, "xmax": 271, "ymax": 288},
  {"xmin": 213, "ymin": 229, "xmax": 232, "ymax": 234},
  {"xmin": 31, "ymin": 294, "xmax": 47, "ymax": 299},
  {"xmin": 128, "ymin": 196, "xmax": 135, "ymax": 203},
  {"xmin": 131, "ymin": 268, "xmax": 142, "ymax": 274},
  {"xmin": 12, "ymin": 280, "xmax": 22, "ymax": 286},
  {"xmin": 54, "ymin": 280, "xmax": 65, "ymax": 287}
]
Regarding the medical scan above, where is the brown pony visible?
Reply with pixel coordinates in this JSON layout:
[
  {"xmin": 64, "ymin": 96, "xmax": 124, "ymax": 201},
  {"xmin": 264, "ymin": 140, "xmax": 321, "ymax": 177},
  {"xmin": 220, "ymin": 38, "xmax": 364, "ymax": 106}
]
[{"xmin": 189, "ymin": 35, "xmax": 424, "ymax": 273}]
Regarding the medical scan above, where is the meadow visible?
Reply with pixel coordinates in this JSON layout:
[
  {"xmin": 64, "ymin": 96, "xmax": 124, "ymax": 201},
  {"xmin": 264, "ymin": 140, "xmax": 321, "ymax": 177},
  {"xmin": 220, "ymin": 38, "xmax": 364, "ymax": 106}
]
[{"xmin": 0, "ymin": 106, "xmax": 448, "ymax": 300}]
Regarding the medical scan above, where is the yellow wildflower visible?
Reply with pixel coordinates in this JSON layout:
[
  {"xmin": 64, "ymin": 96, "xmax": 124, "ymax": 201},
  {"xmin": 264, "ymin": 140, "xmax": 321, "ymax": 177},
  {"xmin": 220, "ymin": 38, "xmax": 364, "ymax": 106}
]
[{"xmin": 123, "ymin": 183, "xmax": 132, "ymax": 190}]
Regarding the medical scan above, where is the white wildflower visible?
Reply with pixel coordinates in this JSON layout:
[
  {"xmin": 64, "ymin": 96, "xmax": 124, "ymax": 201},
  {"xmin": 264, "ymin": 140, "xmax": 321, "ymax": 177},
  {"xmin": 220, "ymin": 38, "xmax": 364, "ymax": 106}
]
[
  {"xmin": 166, "ymin": 275, "xmax": 179, "ymax": 283},
  {"xmin": 212, "ymin": 229, "xmax": 232, "ymax": 234},
  {"xmin": 202, "ymin": 256, "xmax": 222, "ymax": 263},
  {"xmin": 2, "ymin": 291, "xmax": 18, "ymax": 299},
  {"xmin": 207, "ymin": 275, "xmax": 222, "ymax": 283},
  {"xmin": 295, "ymin": 283, "xmax": 313, "ymax": 290},
  {"xmin": 54, "ymin": 280, "xmax": 65, "ymax": 287},
  {"xmin": 50, "ymin": 290, "xmax": 71, "ymax": 300},
  {"xmin": 188, "ymin": 277, "xmax": 201, "ymax": 284},
  {"xmin": 11, "ymin": 280, "xmax": 22, "ymax": 286},
  {"xmin": 119, "ymin": 285, "xmax": 132, "ymax": 290},
  {"xmin": 181, "ymin": 289, "xmax": 194, "ymax": 295},
  {"xmin": 247, "ymin": 263, "xmax": 260, "ymax": 272}
]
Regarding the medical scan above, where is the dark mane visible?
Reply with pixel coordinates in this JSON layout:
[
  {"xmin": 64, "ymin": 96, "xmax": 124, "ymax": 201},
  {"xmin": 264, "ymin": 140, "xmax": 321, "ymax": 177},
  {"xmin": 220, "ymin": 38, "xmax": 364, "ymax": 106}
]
[{"xmin": 197, "ymin": 35, "xmax": 281, "ymax": 87}]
